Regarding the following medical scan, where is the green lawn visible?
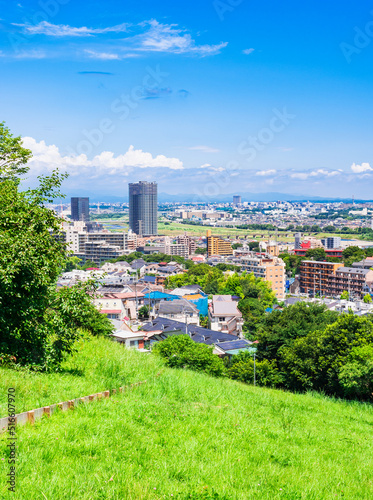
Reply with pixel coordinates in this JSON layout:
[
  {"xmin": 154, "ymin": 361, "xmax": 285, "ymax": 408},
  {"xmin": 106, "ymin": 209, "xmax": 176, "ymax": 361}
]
[{"xmin": 1, "ymin": 337, "xmax": 373, "ymax": 499}]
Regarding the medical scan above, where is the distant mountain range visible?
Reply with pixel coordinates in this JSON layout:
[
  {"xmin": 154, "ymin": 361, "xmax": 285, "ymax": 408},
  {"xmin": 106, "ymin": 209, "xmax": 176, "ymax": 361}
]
[{"xmin": 60, "ymin": 189, "xmax": 372, "ymax": 204}]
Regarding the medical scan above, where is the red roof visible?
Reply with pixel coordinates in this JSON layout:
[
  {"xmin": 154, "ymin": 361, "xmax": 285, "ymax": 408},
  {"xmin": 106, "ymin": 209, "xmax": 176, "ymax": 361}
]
[
  {"xmin": 100, "ymin": 310, "xmax": 121, "ymax": 314},
  {"xmin": 86, "ymin": 267, "xmax": 100, "ymax": 271}
]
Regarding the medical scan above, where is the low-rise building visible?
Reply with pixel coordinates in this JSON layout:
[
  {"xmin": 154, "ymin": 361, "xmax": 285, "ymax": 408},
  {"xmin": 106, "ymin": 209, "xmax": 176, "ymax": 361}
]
[{"xmin": 208, "ymin": 295, "xmax": 243, "ymax": 336}]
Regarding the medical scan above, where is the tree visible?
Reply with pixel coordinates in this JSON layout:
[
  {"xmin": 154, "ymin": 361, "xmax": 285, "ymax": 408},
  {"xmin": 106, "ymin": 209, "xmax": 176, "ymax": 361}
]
[
  {"xmin": 363, "ymin": 294, "xmax": 372, "ymax": 304},
  {"xmin": 255, "ymin": 302, "xmax": 339, "ymax": 362},
  {"xmin": 227, "ymin": 352, "xmax": 281, "ymax": 387},
  {"xmin": 231, "ymin": 243, "xmax": 242, "ymax": 250},
  {"xmin": 279, "ymin": 314, "xmax": 373, "ymax": 397},
  {"xmin": 305, "ymin": 248, "xmax": 327, "ymax": 261},
  {"xmin": 0, "ymin": 123, "xmax": 113, "ymax": 370},
  {"xmin": 199, "ymin": 315, "xmax": 209, "ymax": 328},
  {"xmin": 340, "ymin": 290, "xmax": 349, "ymax": 300},
  {"xmin": 152, "ymin": 335, "xmax": 225, "ymax": 377},
  {"xmin": 195, "ymin": 247, "xmax": 207, "ymax": 255},
  {"xmin": 0, "ymin": 122, "xmax": 32, "ymax": 181},
  {"xmin": 338, "ymin": 345, "xmax": 373, "ymax": 399},
  {"xmin": 138, "ymin": 305, "xmax": 150, "ymax": 319}
]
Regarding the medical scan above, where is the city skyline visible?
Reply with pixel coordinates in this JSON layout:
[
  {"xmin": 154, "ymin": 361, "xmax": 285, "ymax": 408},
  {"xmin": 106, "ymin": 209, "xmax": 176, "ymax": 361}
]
[{"xmin": 1, "ymin": 1, "xmax": 373, "ymax": 198}]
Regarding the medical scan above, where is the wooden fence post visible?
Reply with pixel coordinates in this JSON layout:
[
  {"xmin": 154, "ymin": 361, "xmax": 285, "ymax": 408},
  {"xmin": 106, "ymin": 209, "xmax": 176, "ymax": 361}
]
[{"xmin": 27, "ymin": 411, "xmax": 35, "ymax": 426}]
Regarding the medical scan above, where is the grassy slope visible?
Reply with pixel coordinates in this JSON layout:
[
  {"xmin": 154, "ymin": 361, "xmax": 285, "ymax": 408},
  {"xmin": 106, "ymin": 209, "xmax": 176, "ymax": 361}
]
[{"xmin": 1, "ymin": 337, "xmax": 373, "ymax": 499}]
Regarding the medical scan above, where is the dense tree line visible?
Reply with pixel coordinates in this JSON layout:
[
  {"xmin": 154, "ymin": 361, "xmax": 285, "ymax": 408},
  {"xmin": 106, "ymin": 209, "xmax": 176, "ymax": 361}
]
[{"xmin": 155, "ymin": 303, "xmax": 373, "ymax": 401}]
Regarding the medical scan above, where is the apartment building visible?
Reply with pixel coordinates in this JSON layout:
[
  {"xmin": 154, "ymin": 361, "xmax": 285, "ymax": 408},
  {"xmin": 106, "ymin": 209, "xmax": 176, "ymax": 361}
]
[
  {"xmin": 240, "ymin": 254, "xmax": 286, "ymax": 300},
  {"xmin": 206, "ymin": 230, "xmax": 233, "ymax": 257},
  {"xmin": 176, "ymin": 234, "xmax": 197, "ymax": 255},
  {"xmin": 300, "ymin": 261, "xmax": 343, "ymax": 296},
  {"xmin": 62, "ymin": 221, "xmax": 137, "ymax": 263},
  {"xmin": 299, "ymin": 261, "xmax": 373, "ymax": 298},
  {"xmin": 329, "ymin": 267, "xmax": 373, "ymax": 298}
]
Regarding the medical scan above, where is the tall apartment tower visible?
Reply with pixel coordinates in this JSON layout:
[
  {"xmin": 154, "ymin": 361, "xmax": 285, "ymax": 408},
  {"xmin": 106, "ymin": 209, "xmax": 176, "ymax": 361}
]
[
  {"xmin": 71, "ymin": 197, "xmax": 89, "ymax": 222},
  {"xmin": 129, "ymin": 181, "xmax": 158, "ymax": 236},
  {"xmin": 294, "ymin": 233, "xmax": 302, "ymax": 250},
  {"xmin": 233, "ymin": 195, "xmax": 242, "ymax": 207}
]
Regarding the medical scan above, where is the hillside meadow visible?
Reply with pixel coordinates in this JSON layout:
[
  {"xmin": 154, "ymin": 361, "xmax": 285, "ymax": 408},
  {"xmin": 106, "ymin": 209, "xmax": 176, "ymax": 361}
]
[{"xmin": 1, "ymin": 336, "xmax": 373, "ymax": 499}]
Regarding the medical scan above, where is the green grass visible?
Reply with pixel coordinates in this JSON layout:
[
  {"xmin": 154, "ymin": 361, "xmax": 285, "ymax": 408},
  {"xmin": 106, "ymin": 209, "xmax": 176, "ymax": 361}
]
[{"xmin": 1, "ymin": 337, "xmax": 373, "ymax": 499}]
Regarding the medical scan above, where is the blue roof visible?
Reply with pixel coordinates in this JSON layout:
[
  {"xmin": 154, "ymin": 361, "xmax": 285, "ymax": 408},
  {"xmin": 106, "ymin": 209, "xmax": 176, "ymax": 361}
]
[{"xmin": 144, "ymin": 291, "xmax": 181, "ymax": 300}]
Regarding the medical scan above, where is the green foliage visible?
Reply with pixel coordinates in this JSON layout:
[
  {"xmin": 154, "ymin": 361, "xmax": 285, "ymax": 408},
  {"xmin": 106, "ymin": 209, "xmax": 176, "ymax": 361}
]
[
  {"xmin": 279, "ymin": 314, "xmax": 373, "ymax": 398},
  {"xmin": 0, "ymin": 121, "xmax": 32, "ymax": 181},
  {"xmin": 255, "ymin": 302, "xmax": 339, "ymax": 361},
  {"xmin": 138, "ymin": 305, "xmax": 150, "ymax": 319},
  {"xmin": 195, "ymin": 247, "xmax": 207, "ymax": 254},
  {"xmin": 340, "ymin": 290, "xmax": 349, "ymax": 300},
  {"xmin": 199, "ymin": 314, "xmax": 209, "ymax": 328},
  {"xmin": 363, "ymin": 294, "xmax": 372, "ymax": 303},
  {"xmin": 305, "ymin": 248, "xmax": 327, "ymax": 261},
  {"xmin": 279, "ymin": 252, "xmax": 303, "ymax": 276},
  {"xmin": 1, "ymin": 336, "xmax": 373, "ymax": 498},
  {"xmin": 0, "ymin": 123, "xmax": 113, "ymax": 370},
  {"xmin": 227, "ymin": 352, "xmax": 282, "ymax": 387},
  {"xmin": 338, "ymin": 345, "xmax": 373, "ymax": 399},
  {"xmin": 152, "ymin": 335, "xmax": 225, "ymax": 377},
  {"xmin": 64, "ymin": 256, "xmax": 82, "ymax": 272},
  {"xmin": 231, "ymin": 243, "xmax": 242, "ymax": 250}
]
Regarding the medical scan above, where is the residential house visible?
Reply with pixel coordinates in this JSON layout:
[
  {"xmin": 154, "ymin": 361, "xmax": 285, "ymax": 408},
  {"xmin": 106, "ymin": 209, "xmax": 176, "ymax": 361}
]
[{"xmin": 208, "ymin": 295, "xmax": 243, "ymax": 336}]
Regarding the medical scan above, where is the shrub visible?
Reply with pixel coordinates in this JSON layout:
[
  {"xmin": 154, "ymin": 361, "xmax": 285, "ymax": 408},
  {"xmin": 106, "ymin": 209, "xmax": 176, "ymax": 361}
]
[{"xmin": 152, "ymin": 335, "xmax": 225, "ymax": 377}]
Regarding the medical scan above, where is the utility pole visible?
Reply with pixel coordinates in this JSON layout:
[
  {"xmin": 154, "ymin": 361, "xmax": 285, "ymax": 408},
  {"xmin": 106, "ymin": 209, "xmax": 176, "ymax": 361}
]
[{"xmin": 253, "ymin": 352, "xmax": 256, "ymax": 386}]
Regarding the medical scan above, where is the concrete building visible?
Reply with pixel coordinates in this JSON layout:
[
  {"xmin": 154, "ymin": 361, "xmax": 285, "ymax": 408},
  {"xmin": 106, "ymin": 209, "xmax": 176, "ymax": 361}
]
[
  {"xmin": 62, "ymin": 221, "xmax": 135, "ymax": 264},
  {"xmin": 206, "ymin": 230, "xmax": 233, "ymax": 257},
  {"xmin": 294, "ymin": 233, "xmax": 302, "ymax": 250},
  {"xmin": 129, "ymin": 181, "xmax": 158, "ymax": 236},
  {"xmin": 71, "ymin": 197, "xmax": 89, "ymax": 222},
  {"xmin": 300, "ymin": 261, "xmax": 343, "ymax": 296},
  {"xmin": 321, "ymin": 237, "xmax": 342, "ymax": 249},
  {"xmin": 233, "ymin": 195, "xmax": 242, "ymax": 207},
  {"xmin": 240, "ymin": 254, "xmax": 286, "ymax": 300}
]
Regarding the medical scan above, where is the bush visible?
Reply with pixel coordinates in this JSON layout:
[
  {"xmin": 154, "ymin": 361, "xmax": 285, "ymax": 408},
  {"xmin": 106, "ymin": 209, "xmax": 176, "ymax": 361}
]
[
  {"xmin": 227, "ymin": 352, "xmax": 282, "ymax": 387},
  {"xmin": 152, "ymin": 335, "xmax": 225, "ymax": 377}
]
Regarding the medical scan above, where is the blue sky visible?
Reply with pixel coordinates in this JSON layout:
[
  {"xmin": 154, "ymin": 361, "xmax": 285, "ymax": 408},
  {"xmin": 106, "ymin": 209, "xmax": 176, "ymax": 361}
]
[{"xmin": 1, "ymin": 0, "xmax": 373, "ymax": 200}]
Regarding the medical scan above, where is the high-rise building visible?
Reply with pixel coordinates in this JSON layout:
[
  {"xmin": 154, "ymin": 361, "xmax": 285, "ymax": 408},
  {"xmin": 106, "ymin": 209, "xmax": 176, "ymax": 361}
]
[
  {"xmin": 294, "ymin": 233, "xmax": 302, "ymax": 250},
  {"xmin": 71, "ymin": 197, "xmax": 89, "ymax": 222},
  {"xmin": 206, "ymin": 230, "xmax": 233, "ymax": 257},
  {"xmin": 233, "ymin": 195, "xmax": 242, "ymax": 207},
  {"xmin": 129, "ymin": 181, "xmax": 158, "ymax": 236}
]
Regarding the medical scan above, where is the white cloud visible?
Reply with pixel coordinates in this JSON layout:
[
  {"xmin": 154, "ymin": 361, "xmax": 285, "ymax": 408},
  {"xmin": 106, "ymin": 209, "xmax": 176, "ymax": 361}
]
[
  {"xmin": 14, "ymin": 21, "xmax": 129, "ymax": 37},
  {"xmin": 189, "ymin": 145, "xmax": 220, "ymax": 153},
  {"xmin": 256, "ymin": 169, "xmax": 277, "ymax": 176},
  {"xmin": 351, "ymin": 162, "xmax": 373, "ymax": 173},
  {"xmin": 14, "ymin": 49, "xmax": 46, "ymax": 59},
  {"xmin": 290, "ymin": 172, "xmax": 309, "ymax": 180},
  {"xmin": 133, "ymin": 20, "xmax": 228, "ymax": 56},
  {"xmin": 242, "ymin": 48, "xmax": 255, "ymax": 55},
  {"xmin": 309, "ymin": 169, "xmax": 341, "ymax": 177},
  {"xmin": 199, "ymin": 163, "xmax": 211, "ymax": 168},
  {"xmin": 22, "ymin": 138, "xmax": 184, "ymax": 179},
  {"xmin": 84, "ymin": 49, "xmax": 121, "ymax": 60}
]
